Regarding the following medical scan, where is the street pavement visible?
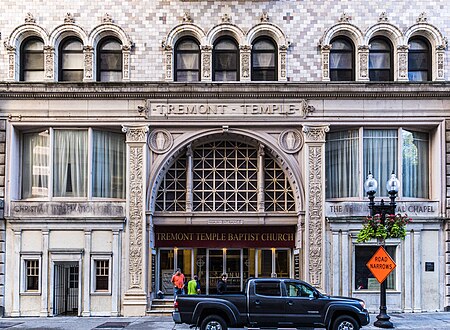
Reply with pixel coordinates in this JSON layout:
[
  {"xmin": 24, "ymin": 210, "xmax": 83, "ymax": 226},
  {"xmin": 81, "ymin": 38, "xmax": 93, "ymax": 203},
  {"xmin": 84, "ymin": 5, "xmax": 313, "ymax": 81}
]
[{"xmin": 0, "ymin": 313, "xmax": 449, "ymax": 329}]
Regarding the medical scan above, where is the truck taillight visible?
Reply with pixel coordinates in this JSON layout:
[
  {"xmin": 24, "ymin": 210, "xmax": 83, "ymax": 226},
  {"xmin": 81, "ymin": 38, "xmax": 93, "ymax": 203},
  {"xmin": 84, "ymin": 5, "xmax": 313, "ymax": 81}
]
[{"xmin": 174, "ymin": 301, "xmax": 179, "ymax": 311}]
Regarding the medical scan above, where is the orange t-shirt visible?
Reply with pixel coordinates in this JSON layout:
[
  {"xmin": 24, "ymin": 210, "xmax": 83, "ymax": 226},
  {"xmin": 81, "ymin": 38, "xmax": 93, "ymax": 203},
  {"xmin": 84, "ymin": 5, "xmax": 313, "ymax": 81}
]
[{"xmin": 171, "ymin": 273, "xmax": 185, "ymax": 289}]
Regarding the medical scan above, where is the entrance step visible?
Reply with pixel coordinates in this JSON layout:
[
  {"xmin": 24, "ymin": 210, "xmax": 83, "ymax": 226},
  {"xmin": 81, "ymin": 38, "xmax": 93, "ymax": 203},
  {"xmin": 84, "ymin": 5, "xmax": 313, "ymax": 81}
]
[{"xmin": 147, "ymin": 298, "xmax": 174, "ymax": 316}]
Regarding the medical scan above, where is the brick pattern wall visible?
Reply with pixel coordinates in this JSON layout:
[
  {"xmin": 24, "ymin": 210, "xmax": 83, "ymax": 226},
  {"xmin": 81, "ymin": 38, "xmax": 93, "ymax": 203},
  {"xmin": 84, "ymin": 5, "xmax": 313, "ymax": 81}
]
[{"xmin": 0, "ymin": 0, "xmax": 448, "ymax": 81}]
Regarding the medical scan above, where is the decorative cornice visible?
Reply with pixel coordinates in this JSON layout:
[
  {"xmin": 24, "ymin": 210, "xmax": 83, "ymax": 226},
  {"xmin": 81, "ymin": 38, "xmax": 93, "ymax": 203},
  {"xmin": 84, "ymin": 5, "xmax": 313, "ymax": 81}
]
[{"xmin": 1, "ymin": 83, "xmax": 450, "ymax": 100}]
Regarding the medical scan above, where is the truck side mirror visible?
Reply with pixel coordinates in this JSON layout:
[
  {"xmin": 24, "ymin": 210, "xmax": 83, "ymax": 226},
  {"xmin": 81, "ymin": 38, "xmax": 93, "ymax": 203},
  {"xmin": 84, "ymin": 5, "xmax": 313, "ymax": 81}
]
[{"xmin": 313, "ymin": 291, "xmax": 320, "ymax": 299}]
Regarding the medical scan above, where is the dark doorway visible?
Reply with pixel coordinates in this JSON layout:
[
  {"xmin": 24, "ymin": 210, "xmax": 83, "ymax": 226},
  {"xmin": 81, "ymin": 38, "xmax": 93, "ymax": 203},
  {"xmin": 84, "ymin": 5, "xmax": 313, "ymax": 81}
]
[{"xmin": 54, "ymin": 262, "xmax": 79, "ymax": 316}]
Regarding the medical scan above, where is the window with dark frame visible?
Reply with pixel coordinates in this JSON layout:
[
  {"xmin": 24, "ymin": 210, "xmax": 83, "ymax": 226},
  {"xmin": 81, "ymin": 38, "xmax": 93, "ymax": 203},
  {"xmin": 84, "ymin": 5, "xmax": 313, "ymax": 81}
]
[
  {"xmin": 97, "ymin": 38, "xmax": 122, "ymax": 82},
  {"xmin": 95, "ymin": 259, "xmax": 109, "ymax": 291},
  {"xmin": 251, "ymin": 37, "xmax": 277, "ymax": 81},
  {"xmin": 369, "ymin": 37, "xmax": 393, "ymax": 81},
  {"xmin": 59, "ymin": 37, "xmax": 84, "ymax": 81},
  {"xmin": 408, "ymin": 37, "xmax": 431, "ymax": 82},
  {"xmin": 254, "ymin": 281, "xmax": 281, "ymax": 296},
  {"xmin": 25, "ymin": 259, "xmax": 39, "ymax": 291},
  {"xmin": 330, "ymin": 36, "xmax": 354, "ymax": 81},
  {"xmin": 355, "ymin": 246, "xmax": 396, "ymax": 290},
  {"xmin": 175, "ymin": 37, "xmax": 200, "ymax": 82},
  {"xmin": 20, "ymin": 37, "xmax": 45, "ymax": 81},
  {"xmin": 213, "ymin": 37, "xmax": 239, "ymax": 81}
]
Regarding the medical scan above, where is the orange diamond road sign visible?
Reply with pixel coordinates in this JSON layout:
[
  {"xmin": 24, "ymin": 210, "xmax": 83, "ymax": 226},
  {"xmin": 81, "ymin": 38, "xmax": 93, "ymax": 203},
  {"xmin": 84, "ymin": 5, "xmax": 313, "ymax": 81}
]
[{"xmin": 366, "ymin": 246, "xmax": 396, "ymax": 284}]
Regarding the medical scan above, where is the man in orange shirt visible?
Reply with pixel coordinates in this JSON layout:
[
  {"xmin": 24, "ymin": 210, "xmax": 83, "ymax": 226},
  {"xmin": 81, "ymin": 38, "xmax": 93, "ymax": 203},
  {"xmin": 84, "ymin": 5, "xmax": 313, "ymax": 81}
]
[{"xmin": 171, "ymin": 268, "xmax": 185, "ymax": 299}]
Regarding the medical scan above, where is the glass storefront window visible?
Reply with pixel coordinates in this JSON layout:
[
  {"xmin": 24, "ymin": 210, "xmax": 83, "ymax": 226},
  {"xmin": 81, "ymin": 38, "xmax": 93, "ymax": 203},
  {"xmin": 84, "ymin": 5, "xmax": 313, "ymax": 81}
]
[
  {"xmin": 355, "ymin": 245, "xmax": 396, "ymax": 291},
  {"xmin": 275, "ymin": 250, "xmax": 289, "ymax": 278}
]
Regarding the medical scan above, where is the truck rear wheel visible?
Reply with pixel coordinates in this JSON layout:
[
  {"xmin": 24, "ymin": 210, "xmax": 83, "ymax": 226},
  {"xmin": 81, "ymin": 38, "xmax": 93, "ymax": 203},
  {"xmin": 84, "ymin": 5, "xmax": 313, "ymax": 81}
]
[
  {"xmin": 200, "ymin": 315, "xmax": 228, "ymax": 330},
  {"xmin": 332, "ymin": 315, "xmax": 359, "ymax": 330}
]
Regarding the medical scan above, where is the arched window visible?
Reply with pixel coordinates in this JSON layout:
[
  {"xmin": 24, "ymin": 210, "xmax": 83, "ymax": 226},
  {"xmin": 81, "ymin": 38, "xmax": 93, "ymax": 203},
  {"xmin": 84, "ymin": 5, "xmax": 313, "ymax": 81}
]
[
  {"xmin": 408, "ymin": 37, "xmax": 431, "ymax": 81},
  {"xmin": 174, "ymin": 38, "xmax": 200, "ymax": 82},
  {"xmin": 97, "ymin": 38, "xmax": 122, "ymax": 82},
  {"xmin": 369, "ymin": 37, "xmax": 393, "ymax": 81},
  {"xmin": 59, "ymin": 37, "xmax": 84, "ymax": 81},
  {"xmin": 330, "ymin": 37, "xmax": 354, "ymax": 81},
  {"xmin": 251, "ymin": 37, "xmax": 277, "ymax": 81},
  {"xmin": 213, "ymin": 37, "xmax": 239, "ymax": 81},
  {"xmin": 20, "ymin": 37, "xmax": 44, "ymax": 81}
]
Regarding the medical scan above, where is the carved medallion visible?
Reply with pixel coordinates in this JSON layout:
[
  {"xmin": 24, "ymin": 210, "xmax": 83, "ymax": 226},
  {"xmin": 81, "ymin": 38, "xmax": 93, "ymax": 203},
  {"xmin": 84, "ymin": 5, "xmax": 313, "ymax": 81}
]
[
  {"xmin": 278, "ymin": 129, "xmax": 304, "ymax": 153},
  {"xmin": 148, "ymin": 129, "xmax": 173, "ymax": 154}
]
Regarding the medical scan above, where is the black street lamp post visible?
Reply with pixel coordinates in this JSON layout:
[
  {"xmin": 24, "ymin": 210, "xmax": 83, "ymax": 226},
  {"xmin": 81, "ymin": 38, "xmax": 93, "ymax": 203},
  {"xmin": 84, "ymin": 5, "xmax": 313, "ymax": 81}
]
[{"xmin": 364, "ymin": 172, "xmax": 400, "ymax": 329}]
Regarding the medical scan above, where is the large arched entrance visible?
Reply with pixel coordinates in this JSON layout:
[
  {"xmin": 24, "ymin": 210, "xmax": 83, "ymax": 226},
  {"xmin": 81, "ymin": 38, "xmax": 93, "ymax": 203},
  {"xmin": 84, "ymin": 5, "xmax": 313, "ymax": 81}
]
[{"xmin": 149, "ymin": 133, "xmax": 302, "ymax": 294}]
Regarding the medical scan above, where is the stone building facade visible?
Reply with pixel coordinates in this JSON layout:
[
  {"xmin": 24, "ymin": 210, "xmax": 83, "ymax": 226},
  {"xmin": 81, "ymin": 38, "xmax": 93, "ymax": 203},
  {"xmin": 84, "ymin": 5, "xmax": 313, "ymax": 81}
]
[{"xmin": 0, "ymin": 0, "xmax": 449, "ymax": 317}]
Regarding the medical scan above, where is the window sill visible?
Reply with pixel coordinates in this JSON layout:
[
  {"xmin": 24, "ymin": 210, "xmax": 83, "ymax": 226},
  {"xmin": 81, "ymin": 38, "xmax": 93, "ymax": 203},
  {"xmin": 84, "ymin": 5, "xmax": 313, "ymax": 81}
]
[
  {"xmin": 20, "ymin": 291, "xmax": 41, "ymax": 296},
  {"xmin": 91, "ymin": 291, "xmax": 112, "ymax": 296}
]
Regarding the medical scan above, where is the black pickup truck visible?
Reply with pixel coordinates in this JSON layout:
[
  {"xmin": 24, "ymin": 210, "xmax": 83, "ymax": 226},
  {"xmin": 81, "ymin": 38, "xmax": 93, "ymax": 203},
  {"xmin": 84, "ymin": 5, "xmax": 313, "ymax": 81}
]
[{"xmin": 173, "ymin": 278, "xmax": 370, "ymax": 330}]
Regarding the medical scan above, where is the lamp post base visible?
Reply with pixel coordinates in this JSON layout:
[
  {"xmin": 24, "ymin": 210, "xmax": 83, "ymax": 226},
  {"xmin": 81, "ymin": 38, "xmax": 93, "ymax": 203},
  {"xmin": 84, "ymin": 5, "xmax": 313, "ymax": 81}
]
[{"xmin": 374, "ymin": 313, "xmax": 394, "ymax": 328}]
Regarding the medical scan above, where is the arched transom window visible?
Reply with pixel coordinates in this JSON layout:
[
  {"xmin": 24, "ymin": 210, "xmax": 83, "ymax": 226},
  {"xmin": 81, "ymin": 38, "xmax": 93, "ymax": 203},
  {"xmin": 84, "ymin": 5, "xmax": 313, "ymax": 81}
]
[{"xmin": 155, "ymin": 140, "xmax": 295, "ymax": 213}]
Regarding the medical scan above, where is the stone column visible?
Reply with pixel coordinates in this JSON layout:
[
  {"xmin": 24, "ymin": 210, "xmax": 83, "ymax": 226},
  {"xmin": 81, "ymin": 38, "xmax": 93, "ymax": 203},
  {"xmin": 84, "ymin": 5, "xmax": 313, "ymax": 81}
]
[
  {"xmin": 240, "ymin": 45, "xmax": 251, "ymax": 81},
  {"xmin": 11, "ymin": 230, "xmax": 21, "ymax": 317},
  {"xmin": 122, "ymin": 45, "xmax": 131, "ymax": 81},
  {"xmin": 164, "ymin": 45, "xmax": 173, "ymax": 81},
  {"xmin": 5, "ymin": 46, "xmax": 16, "ymax": 81},
  {"xmin": 82, "ymin": 230, "xmax": 91, "ymax": 317},
  {"xmin": 302, "ymin": 125, "xmax": 329, "ymax": 290},
  {"xmin": 331, "ymin": 231, "xmax": 340, "ymax": 296},
  {"xmin": 279, "ymin": 45, "xmax": 288, "ymax": 81},
  {"xmin": 40, "ymin": 230, "xmax": 49, "ymax": 317},
  {"xmin": 186, "ymin": 145, "xmax": 193, "ymax": 213},
  {"xmin": 201, "ymin": 46, "xmax": 212, "ymax": 82},
  {"xmin": 358, "ymin": 45, "xmax": 370, "ymax": 81},
  {"xmin": 111, "ymin": 230, "xmax": 120, "ymax": 316},
  {"xmin": 413, "ymin": 230, "xmax": 422, "ymax": 312},
  {"xmin": 83, "ymin": 46, "xmax": 94, "ymax": 82},
  {"xmin": 436, "ymin": 46, "xmax": 446, "ymax": 81},
  {"xmin": 397, "ymin": 45, "xmax": 409, "ymax": 81},
  {"xmin": 122, "ymin": 125, "xmax": 149, "ymax": 316},
  {"xmin": 403, "ymin": 231, "xmax": 413, "ymax": 312},
  {"xmin": 43, "ymin": 46, "xmax": 55, "ymax": 81},
  {"xmin": 320, "ymin": 44, "xmax": 331, "ymax": 82}
]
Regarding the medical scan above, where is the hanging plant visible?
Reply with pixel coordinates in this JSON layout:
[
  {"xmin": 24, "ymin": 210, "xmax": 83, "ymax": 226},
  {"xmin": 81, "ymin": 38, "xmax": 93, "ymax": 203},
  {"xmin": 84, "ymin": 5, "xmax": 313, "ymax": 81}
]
[{"xmin": 357, "ymin": 213, "xmax": 411, "ymax": 243}]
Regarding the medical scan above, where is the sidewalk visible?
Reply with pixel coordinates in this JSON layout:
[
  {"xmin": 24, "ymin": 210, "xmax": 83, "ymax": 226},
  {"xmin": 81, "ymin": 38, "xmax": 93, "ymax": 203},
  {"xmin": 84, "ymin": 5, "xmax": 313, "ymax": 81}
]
[{"xmin": 0, "ymin": 313, "xmax": 449, "ymax": 329}]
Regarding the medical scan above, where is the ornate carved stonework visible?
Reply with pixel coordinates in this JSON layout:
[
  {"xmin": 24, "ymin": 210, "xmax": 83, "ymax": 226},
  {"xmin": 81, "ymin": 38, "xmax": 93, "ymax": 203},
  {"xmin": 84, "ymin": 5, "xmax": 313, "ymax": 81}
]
[
  {"xmin": 123, "ymin": 51, "xmax": 130, "ymax": 80},
  {"xmin": 307, "ymin": 145, "xmax": 323, "ymax": 287},
  {"xmin": 221, "ymin": 13, "xmax": 231, "ymax": 23},
  {"xmin": 241, "ymin": 53, "xmax": 250, "ymax": 78},
  {"xmin": 358, "ymin": 46, "xmax": 369, "ymax": 79},
  {"xmin": 280, "ymin": 52, "xmax": 287, "ymax": 79},
  {"xmin": 321, "ymin": 46, "xmax": 330, "ymax": 80},
  {"xmin": 378, "ymin": 12, "xmax": 389, "ymax": 22},
  {"xmin": 64, "ymin": 12, "xmax": 75, "ymax": 24},
  {"xmin": 8, "ymin": 53, "xmax": 15, "ymax": 80},
  {"xmin": 202, "ymin": 52, "xmax": 211, "ymax": 79},
  {"xmin": 25, "ymin": 12, "xmax": 36, "ymax": 24},
  {"xmin": 417, "ymin": 12, "xmax": 427, "ymax": 23},
  {"xmin": 44, "ymin": 47, "xmax": 54, "ymax": 79},
  {"xmin": 182, "ymin": 12, "xmax": 192, "ymax": 23},
  {"xmin": 278, "ymin": 129, "xmax": 304, "ymax": 153},
  {"xmin": 122, "ymin": 126, "xmax": 149, "ymax": 143},
  {"xmin": 437, "ymin": 52, "xmax": 444, "ymax": 78},
  {"xmin": 302, "ymin": 125, "xmax": 329, "ymax": 142},
  {"xmin": 338, "ymin": 13, "xmax": 352, "ymax": 23},
  {"xmin": 260, "ymin": 12, "xmax": 269, "ymax": 22},
  {"xmin": 128, "ymin": 146, "xmax": 144, "ymax": 289},
  {"xmin": 148, "ymin": 129, "xmax": 173, "ymax": 154},
  {"xmin": 84, "ymin": 47, "xmax": 94, "ymax": 80},
  {"xmin": 102, "ymin": 13, "xmax": 113, "ymax": 23},
  {"xmin": 165, "ymin": 52, "xmax": 172, "ymax": 80}
]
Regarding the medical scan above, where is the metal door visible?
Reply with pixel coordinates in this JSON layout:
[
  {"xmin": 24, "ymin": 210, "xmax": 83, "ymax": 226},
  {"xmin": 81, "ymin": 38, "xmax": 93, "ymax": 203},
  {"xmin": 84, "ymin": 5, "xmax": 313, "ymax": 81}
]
[{"xmin": 54, "ymin": 263, "xmax": 79, "ymax": 316}]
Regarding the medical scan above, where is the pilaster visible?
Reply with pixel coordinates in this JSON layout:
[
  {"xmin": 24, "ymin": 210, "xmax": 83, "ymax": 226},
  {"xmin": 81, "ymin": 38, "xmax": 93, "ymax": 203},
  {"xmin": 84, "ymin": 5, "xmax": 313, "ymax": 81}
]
[
  {"xmin": 6, "ymin": 46, "xmax": 16, "ymax": 81},
  {"xmin": 11, "ymin": 230, "xmax": 21, "ymax": 317},
  {"xmin": 279, "ymin": 45, "xmax": 288, "ymax": 81},
  {"xmin": 83, "ymin": 46, "xmax": 94, "ymax": 82},
  {"xmin": 122, "ymin": 125, "xmax": 149, "ymax": 316},
  {"xmin": 111, "ymin": 230, "xmax": 120, "ymax": 316},
  {"xmin": 43, "ymin": 46, "xmax": 55, "ymax": 81},
  {"xmin": 201, "ymin": 46, "xmax": 212, "ymax": 82},
  {"xmin": 82, "ymin": 230, "xmax": 91, "ymax": 317},
  {"xmin": 358, "ymin": 45, "xmax": 370, "ymax": 81},
  {"xmin": 397, "ymin": 45, "xmax": 409, "ymax": 81},
  {"xmin": 436, "ymin": 46, "xmax": 445, "ymax": 81},
  {"xmin": 122, "ymin": 45, "xmax": 131, "ymax": 81},
  {"xmin": 240, "ymin": 45, "xmax": 251, "ymax": 81},
  {"xmin": 320, "ymin": 44, "xmax": 331, "ymax": 82},
  {"xmin": 302, "ymin": 125, "xmax": 329, "ymax": 290},
  {"xmin": 164, "ymin": 45, "xmax": 173, "ymax": 81},
  {"xmin": 40, "ymin": 230, "xmax": 49, "ymax": 317}
]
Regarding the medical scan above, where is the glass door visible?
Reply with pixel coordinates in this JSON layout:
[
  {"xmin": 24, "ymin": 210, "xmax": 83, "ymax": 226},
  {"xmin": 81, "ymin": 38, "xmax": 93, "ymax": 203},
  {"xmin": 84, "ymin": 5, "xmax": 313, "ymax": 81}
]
[
  {"xmin": 226, "ymin": 249, "xmax": 241, "ymax": 292},
  {"xmin": 256, "ymin": 248, "xmax": 291, "ymax": 278},
  {"xmin": 208, "ymin": 249, "xmax": 224, "ymax": 294}
]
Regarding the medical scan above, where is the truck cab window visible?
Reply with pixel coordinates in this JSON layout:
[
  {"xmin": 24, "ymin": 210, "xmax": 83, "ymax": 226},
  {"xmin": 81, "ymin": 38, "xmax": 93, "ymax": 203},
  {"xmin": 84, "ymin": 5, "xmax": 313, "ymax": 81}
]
[{"xmin": 254, "ymin": 281, "xmax": 281, "ymax": 296}]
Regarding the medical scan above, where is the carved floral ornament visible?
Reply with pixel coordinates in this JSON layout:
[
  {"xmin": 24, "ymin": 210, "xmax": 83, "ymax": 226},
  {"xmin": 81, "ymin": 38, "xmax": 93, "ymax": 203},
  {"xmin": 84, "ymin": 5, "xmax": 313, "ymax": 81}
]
[
  {"xmin": 102, "ymin": 13, "xmax": 113, "ymax": 23},
  {"xmin": 64, "ymin": 13, "xmax": 75, "ymax": 24},
  {"xmin": 25, "ymin": 12, "xmax": 36, "ymax": 24},
  {"xmin": 122, "ymin": 125, "xmax": 149, "ymax": 143}
]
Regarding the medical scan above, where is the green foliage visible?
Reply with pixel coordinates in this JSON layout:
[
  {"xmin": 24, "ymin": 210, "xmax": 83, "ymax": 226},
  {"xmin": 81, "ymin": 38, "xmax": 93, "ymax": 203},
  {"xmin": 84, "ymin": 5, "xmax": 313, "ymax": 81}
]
[{"xmin": 357, "ymin": 213, "xmax": 411, "ymax": 243}]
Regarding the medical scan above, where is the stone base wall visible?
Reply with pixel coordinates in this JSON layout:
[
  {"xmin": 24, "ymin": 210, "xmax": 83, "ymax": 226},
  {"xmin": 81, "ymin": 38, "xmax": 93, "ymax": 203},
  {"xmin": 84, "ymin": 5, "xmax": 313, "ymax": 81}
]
[{"xmin": 445, "ymin": 120, "xmax": 450, "ymax": 311}]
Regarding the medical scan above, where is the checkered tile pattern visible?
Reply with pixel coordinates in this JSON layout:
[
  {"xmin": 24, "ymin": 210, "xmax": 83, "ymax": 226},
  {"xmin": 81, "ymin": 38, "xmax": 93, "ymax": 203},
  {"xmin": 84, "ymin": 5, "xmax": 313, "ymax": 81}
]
[{"xmin": 0, "ymin": 0, "xmax": 448, "ymax": 81}]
